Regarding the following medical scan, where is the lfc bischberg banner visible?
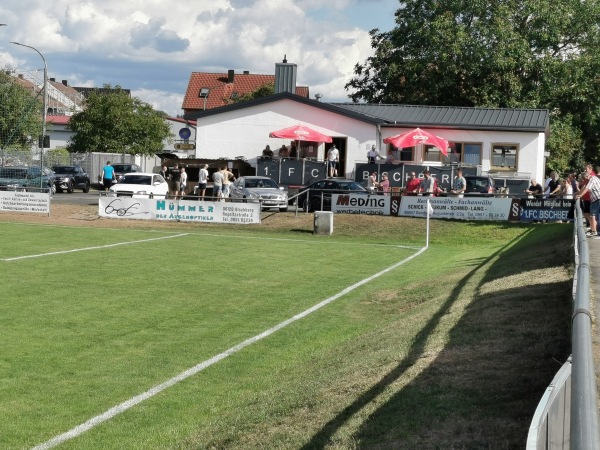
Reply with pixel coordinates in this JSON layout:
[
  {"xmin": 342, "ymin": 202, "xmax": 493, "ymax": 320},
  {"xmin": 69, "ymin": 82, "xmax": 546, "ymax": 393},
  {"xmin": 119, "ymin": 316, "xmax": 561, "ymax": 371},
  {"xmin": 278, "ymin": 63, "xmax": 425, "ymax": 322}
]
[{"xmin": 99, "ymin": 197, "xmax": 261, "ymax": 224}]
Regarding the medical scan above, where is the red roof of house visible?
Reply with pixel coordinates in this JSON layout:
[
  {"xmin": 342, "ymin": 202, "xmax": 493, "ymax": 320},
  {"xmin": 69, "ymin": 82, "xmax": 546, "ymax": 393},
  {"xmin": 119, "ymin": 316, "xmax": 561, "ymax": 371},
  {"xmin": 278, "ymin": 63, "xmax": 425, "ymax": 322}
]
[
  {"xmin": 182, "ymin": 72, "xmax": 309, "ymax": 113},
  {"xmin": 47, "ymin": 115, "xmax": 70, "ymax": 125}
]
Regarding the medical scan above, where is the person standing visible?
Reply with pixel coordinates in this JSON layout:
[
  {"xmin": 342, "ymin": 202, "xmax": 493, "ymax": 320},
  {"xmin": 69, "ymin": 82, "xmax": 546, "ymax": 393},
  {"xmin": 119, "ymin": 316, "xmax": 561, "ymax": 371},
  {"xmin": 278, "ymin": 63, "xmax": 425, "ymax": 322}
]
[
  {"xmin": 419, "ymin": 170, "xmax": 435, "ymax": 195},
  {"xmin": 197, "ymin": 164, "xmax": 209, "ymax": 199},
  {"xmin": 367, "ymin": 145, "xmax": 381, "ymax": 163},
  {"xmin": 179, "ymin": 167, "xmax": 188, "ymax": 198},
  {"xmin": 379, "ymin": 174, "xmax": 390, "ymax": 194},
  {"xmin": 221, "ymin": 166, "xmax": 235, "ymax": 198},
  {"xmin": 451, "ymin": 168, "xmax": 466, "ymax": 195},
  {"xmin": 576, "ymin": 172, "xmax": 600, "ymax": 238},
  {"xmin": 100, "ymin": 161, "xmax": 115, "ymax": 192},
  {"xmin": 547, "ymin": 171, "xmax": 562, "ymax": 197},
  {"xmin": 327, "ymin": 145, "xmax": 339, "ymax": 178},
  {"xmin": 367, "ymin": 172, "xmax": 378, "ymax": 193},
  {"xmin": 170, "ymin": 163, "xmax": 180, "ymax": 198},
  {"xmin": 404, "ymin": 172, "xmax": 421, "ymax": 195},
  {"xmin": 159, "ymin": 165, "xmax": 168, "ymax": 180},
  {"xmin": 212, "ymin": 168, "xmax": 224, "ymax": 199}
]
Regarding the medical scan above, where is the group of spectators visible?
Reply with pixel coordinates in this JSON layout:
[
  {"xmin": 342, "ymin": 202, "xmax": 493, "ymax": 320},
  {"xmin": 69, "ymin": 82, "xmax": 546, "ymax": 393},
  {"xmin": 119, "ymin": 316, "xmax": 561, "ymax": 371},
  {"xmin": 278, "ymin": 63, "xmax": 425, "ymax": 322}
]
[
  {"xmin": 158, "ymin": 163, "xmax": 235, "ymax": 200},
  {"xmin": 525, "ymin": 165, "xmax": 600, "ymax": 235},
  {"xmin": 262, "ymin": 142, "xmax": 298, "ymax": 159},
  {"xmin": 400, "ymin": 168, "xmax": 466, "ymax": 196}
]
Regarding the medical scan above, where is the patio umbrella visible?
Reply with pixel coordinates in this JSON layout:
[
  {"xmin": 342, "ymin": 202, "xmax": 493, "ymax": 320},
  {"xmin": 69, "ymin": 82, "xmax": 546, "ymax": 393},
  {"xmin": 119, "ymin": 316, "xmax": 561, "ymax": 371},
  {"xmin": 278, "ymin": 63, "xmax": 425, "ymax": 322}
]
[
  {"xmin": 269, "ymin": 124, "xmax": 333, "ymax": 143},
  {"xmin": 383, "ymin": 128, "xmax": 449, "ymax": 155}
]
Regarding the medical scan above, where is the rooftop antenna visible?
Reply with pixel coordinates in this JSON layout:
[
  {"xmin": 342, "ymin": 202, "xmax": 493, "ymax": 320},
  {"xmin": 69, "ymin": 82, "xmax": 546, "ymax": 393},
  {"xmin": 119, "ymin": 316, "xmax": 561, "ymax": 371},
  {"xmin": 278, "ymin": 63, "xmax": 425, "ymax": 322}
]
[{"xmin": 283, "ymin": 54, "xmax": 287, "ymax": 63}]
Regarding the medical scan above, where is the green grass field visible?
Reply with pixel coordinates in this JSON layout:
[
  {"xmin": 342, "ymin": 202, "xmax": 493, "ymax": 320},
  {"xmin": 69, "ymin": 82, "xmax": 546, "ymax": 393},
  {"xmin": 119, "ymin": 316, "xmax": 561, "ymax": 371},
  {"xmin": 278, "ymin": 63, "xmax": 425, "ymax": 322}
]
[{"xmin": 0, "ymin": 217, "xmax": 572, "ymax": 449}]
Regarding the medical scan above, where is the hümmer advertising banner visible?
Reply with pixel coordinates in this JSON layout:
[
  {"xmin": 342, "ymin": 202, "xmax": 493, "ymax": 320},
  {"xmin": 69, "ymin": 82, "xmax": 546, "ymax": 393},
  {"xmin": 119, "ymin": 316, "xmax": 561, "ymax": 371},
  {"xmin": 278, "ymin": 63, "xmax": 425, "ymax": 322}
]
[
  {"xmin": 397, "ymin": 195, "xmax": 514, "ymax": 221},
  {"xmin": 0, "ymin": 191, "xmax": 50, "ymax": 214},
  {"xmin": 331, "ymin": 194, "xmax": 390, "ymax": 215},
  {"xmin": 99, "ymin": 197, "xmax": 261, "ymax": 224}
]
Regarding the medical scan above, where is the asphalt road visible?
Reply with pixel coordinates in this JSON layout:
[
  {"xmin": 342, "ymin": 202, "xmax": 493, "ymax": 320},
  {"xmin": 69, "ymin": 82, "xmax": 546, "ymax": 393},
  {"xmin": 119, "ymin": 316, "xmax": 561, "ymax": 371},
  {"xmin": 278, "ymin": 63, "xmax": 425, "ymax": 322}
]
[{"xmin": 51, "ymin": 189, "xmax": 104, "ymax": 206}]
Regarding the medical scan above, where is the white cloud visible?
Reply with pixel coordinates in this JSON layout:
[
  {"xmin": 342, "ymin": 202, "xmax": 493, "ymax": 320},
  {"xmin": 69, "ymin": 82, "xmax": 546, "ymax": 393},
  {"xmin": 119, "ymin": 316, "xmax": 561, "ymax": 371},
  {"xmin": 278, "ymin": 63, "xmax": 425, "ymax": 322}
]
[{"xmin": 1, "ymin": 0, "xmax": 397, "ymax": 115}]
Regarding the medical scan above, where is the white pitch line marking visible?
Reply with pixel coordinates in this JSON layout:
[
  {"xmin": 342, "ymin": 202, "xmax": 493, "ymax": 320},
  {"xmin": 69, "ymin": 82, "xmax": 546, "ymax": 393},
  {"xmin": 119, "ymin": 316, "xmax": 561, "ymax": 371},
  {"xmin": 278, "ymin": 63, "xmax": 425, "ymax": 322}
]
[
  {"xmin": 32, "ymin": 246, "xmax": 427, "ymax": 450},
  {"xmin": 1, "ymin": 234, "xmax": 189, "ymax": 262}
]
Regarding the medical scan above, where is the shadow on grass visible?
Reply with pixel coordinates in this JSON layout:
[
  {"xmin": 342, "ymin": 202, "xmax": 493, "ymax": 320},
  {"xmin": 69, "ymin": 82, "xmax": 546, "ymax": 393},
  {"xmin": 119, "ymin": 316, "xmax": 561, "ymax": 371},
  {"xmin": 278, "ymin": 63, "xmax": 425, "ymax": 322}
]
[{"xmin": 301, "ymin": 225, "xmax": 572, "ymax": 449}]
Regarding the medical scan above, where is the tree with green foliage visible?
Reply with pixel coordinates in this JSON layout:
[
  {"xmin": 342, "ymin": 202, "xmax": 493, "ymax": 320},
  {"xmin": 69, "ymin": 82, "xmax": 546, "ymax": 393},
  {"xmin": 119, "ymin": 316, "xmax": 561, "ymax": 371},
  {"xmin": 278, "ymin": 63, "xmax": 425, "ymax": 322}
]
[
  {"xmin": 67, "ymin": 85, "xmax": 172, "ymax": 156},
  {"xmin": 0, "ymin": 69, "xmax": 43, "ymax": 152},
  {"xmin": 346, "ymin": 0, "xmax": 600, "ymax": 170}
]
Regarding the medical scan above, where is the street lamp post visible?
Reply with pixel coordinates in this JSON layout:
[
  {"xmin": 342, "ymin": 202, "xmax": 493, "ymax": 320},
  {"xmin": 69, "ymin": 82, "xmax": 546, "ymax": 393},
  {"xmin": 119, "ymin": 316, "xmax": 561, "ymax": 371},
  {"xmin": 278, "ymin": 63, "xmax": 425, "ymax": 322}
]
[{"xmin": 11, "ymin": 41, "xmax": 48, "ymax": 190}]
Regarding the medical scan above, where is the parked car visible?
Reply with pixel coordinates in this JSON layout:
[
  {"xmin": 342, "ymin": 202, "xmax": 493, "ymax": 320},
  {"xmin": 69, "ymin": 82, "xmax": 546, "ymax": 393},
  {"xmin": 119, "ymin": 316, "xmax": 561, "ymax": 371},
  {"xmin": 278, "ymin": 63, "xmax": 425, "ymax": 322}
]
[
  {"xmin": 110, "ymin": 163, "xmax": 142, "ymax": 181},
  {"xmin": 229, "ymin": 176, "xmax": 288, "ymax": 211},
  {"xmin": 298, "ymin": 179, "xmax": 368, "ymax": 212},
  {"xmin": 52, "ymin": 165, "xmax": 91, "ymax": 193},
  {"xmin": 108, "ymin": 173, "xmax": 168, "ymax": 198},
  {"xmin": 465, "ymin": 175, "xmax": 495, "ymax": 195},
  {"xmin": 0, "ymin": 166, "xmax": 56, "ymax": 193}
]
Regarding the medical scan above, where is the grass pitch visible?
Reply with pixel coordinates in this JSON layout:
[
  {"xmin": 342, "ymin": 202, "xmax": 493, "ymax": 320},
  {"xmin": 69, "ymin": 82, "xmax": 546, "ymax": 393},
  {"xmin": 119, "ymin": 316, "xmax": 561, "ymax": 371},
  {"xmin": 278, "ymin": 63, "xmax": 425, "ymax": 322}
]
[{"xmin": 0, "ymin": 216, "xmax": 572, "ymax": 449}]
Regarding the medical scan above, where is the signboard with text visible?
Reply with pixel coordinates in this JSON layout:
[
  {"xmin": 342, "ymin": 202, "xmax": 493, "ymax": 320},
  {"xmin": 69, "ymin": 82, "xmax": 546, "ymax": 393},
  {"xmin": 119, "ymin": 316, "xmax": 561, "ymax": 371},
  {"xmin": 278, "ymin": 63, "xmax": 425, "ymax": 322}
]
[
  {"xmin": 99, "ymin": 197, "xmax": 261, "ymax": 224},
  {"xmin": 0, "ymin": 191, "xmax": 50, "ymax": 214}
]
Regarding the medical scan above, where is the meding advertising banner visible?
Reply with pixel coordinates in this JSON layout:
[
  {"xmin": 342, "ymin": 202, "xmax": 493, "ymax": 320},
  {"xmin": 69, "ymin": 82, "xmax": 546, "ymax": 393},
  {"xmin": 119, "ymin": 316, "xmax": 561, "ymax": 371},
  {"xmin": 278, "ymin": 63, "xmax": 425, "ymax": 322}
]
[
  {"xmin": 396, "ymin": 195, "xmax": 514, "ymax": 221},
  {"xmin": 99, "ymin": 197, "xmax": 261, "ymax": 224},
  {"xmin": 331, "ymin": 194, "xmax": 390, "ymax": 215},
  {"xmin": 0, "ymin": 191, "xmax": 50, "ymax": 214}
]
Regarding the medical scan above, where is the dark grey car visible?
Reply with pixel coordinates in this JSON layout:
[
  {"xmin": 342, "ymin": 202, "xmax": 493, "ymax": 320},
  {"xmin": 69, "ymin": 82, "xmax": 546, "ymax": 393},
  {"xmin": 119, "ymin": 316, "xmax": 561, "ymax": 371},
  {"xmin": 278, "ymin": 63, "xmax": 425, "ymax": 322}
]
[{"xmin": 52, "ymin": 165, "xmax": 91, "ymax": 193}]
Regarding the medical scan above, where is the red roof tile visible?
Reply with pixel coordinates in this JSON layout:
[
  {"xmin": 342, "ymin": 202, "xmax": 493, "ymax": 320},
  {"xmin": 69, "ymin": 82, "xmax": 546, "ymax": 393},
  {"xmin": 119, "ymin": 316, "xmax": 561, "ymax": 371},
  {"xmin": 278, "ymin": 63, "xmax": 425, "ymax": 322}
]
[
  {"xmin": 47, "ymin": 115, "xmax": 71, "ymax": 125},
  {"xmin": 182, "ymin": 72, "xmax": 309, "ymax": 113}
]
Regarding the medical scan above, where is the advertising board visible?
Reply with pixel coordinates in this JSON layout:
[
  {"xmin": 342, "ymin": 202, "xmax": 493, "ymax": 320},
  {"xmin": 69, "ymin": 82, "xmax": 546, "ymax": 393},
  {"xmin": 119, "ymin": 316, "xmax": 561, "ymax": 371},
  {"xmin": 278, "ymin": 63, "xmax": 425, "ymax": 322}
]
[{"xmin": 99, "ymin": 197, "xmax": 261, "ymax": 224}]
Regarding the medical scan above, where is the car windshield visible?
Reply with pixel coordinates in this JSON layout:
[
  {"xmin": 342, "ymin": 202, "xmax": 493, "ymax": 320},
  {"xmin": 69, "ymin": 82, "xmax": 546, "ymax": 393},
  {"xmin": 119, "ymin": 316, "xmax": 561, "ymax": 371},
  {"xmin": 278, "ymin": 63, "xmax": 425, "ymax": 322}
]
[
  {"xmin": 246, "ymin": 178, "xmax": 277, "ymax": 189},
  {"xmin": 53, "ymin": 166, "xmax": 75, "ymax": 174},
  {"xmin": 338, "ymin": 181, "xmax": 365, "ymax": 191},
  {"xmin": 112, "ymin": 165, "xmax": 130, "ymax": 172},
  {"xmin": 119, "ymin": 174, "xmax": 151, "ymax": 185},
  {"xmin": 467, "ymin": 178, "xmax": 488, "ymax": 189}
]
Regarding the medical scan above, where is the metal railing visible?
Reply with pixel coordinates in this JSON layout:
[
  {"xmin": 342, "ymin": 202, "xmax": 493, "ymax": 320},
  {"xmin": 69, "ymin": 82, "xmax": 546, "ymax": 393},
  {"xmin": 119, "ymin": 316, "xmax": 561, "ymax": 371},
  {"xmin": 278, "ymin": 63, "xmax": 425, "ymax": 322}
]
[{"xmin": 527, "ymin": 201, "xmax": 600, "ymax": 449}]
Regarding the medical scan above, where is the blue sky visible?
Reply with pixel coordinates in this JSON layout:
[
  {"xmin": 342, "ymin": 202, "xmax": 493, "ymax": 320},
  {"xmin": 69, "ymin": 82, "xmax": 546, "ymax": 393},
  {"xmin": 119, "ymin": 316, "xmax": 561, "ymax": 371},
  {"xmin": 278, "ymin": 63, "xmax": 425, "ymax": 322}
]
[{"xmin": 0, "ymin": 0, "xmax": 399, "ymax": 116}]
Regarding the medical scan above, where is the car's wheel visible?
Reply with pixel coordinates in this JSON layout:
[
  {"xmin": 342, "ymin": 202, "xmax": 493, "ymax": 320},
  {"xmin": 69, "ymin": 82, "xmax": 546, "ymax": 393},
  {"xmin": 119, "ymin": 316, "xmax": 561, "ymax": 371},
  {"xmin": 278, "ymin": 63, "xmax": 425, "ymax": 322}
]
[
  {"xmin": 67, "ymin": 180, "xmax": 74, "ymax": 193},
  {"xmin": 301, "ymin": 198, "xmax": 313, "ymax": 212},
  {"xmin": 242, "ymin": 196, "xmax": 247, "ymax": 203},
  {"xmin": 82, "ymin": 181, "xmax": 90, "ymax": 193}
]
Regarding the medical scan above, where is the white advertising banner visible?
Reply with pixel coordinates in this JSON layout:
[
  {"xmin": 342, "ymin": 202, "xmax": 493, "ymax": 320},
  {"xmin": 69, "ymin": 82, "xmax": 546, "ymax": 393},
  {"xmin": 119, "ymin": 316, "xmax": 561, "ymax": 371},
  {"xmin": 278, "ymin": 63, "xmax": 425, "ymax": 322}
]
[
  {"xmin": 331, "ymin": 194, "xmax": 390, "ymax": 215},
  {"xmin": 0, "ymin": 191, "xmax": 50, "ymax": 214},
  {"xmin": 99, "ymin": 197, "xmax": 261, "ymax": 224},
  {"xmin": 398, "ymin": 195, "xmax": 514, "ymax": 221}
]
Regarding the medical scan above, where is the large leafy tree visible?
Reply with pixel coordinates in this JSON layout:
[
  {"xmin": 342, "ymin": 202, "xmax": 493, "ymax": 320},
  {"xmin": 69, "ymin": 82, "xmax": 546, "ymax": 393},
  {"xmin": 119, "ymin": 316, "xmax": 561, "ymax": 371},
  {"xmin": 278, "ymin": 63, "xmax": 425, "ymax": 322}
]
[
  {"xmin": 0, "ymin": 69, "xmax": 43, "ymax": 152},
  {"xmin": 67, "ymin": 85, "xmax": 172, "ymax": 156},
  {"xmin": 346, "ymin": 0, "xmax": 600, "ymax": 168}
]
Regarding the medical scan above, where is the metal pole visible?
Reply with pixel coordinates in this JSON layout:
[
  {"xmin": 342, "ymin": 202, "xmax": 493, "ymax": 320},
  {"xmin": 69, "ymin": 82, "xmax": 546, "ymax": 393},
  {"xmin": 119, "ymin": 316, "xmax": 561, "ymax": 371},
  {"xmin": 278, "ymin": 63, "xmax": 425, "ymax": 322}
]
[{"xmin": 11, "ymin": 42, "xmax": 47, "ymax": 190}]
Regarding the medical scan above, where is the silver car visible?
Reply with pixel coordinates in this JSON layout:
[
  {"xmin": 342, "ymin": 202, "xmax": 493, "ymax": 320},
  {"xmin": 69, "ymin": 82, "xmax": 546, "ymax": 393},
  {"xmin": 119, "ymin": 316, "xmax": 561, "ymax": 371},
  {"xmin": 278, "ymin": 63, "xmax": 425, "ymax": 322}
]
[{"xmin": 229, "ymin": 176, "xmax": 288, "ymax": 212}]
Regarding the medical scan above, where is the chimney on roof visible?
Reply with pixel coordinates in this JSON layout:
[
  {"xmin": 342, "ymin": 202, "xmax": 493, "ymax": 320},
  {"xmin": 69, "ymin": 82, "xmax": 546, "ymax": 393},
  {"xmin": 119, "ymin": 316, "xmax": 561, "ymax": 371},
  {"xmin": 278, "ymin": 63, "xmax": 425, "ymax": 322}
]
[
  {"xmin": 243, "ymin": 70, "xmax": 249, "ymax": 75},
  {"xmin": 50, "ymin": 77, "xmax": 56, "ymax": 82},
  {"xmin": 227, "ymin": 69, "xmax": 235, "ymax": 83},
  {"xmin": 275, "ymin": 56, "xmax": 297, "ymax": 95},
  {"xmin": 18, "ymin": 74, "xmax": 23, "ymax": 79},
  {"xmin": 62, "ymin": 80, "xmax": 68, "ymax": 86}
]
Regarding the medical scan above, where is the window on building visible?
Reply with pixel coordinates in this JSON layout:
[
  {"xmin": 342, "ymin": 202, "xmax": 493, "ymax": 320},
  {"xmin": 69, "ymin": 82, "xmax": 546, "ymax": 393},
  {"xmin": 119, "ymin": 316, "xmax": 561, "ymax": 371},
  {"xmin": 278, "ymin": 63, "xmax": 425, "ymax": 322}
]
[
  {"xmin": 491, "ymin": 144, "xmax": 518, "ymax": 170},
  {"xmin": 446, "ymin": 142, "xmax": 482, "ymax": 165},
  {"xmin": 424, "ymin": 145, "xmax": 442, "ymax": 162},
  {"xmin": 387, "ymin": 145, "xmax": 413, "ymax": 161}
]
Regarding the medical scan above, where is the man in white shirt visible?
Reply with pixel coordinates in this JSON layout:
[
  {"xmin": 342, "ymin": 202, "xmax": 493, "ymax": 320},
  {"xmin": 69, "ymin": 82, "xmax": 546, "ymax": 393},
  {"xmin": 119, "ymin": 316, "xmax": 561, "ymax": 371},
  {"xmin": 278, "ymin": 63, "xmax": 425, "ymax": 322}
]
[
  {"xmin": 197, "ymin": 164, "xmax": 209, "ymax": 199},
  {"xmin": 367, "ymin": 145, "xmax": 381, "ymax": 163},
  {"xmin": 327, "ymin": 145, "xmax": 339, "ymax": 178}
]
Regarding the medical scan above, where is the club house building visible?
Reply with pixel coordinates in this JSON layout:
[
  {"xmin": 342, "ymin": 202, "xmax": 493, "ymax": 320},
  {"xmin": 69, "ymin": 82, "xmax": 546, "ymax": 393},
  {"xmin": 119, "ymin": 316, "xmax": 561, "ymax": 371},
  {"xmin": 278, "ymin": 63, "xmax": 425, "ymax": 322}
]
[{"xmin": 183, "ymin": 91, "xmax": 548, "ymax": 191}]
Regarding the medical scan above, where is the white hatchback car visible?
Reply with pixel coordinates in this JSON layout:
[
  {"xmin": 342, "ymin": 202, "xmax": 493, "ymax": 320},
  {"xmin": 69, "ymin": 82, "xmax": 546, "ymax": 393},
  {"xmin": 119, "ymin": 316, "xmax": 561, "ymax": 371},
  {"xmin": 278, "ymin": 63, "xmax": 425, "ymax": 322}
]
[{"xmin": 108, "ymin": 173, "xmax": 168, "ymax": 198}]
